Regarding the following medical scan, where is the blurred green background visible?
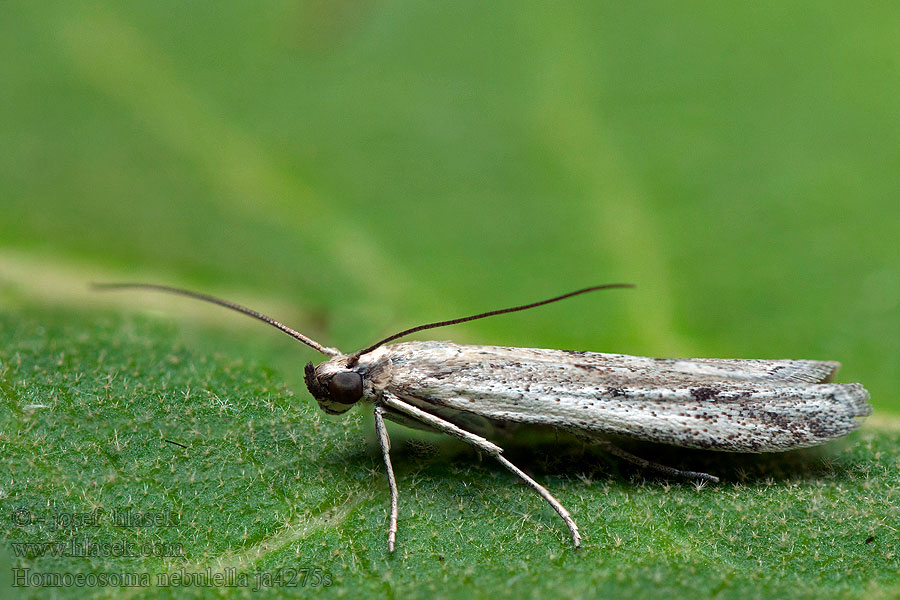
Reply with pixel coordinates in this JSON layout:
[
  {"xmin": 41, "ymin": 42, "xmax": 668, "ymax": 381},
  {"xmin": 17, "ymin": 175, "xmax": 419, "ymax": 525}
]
[{"xmin": 2, "ymin": 1, "xmax": 899, "ymax": 598}]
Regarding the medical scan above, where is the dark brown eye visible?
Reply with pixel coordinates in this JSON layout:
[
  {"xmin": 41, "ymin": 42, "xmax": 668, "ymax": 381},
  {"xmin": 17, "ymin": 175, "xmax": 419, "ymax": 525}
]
[{"xmin": 328, "ymin": 372, "xmax": 363, "ymax": 404}]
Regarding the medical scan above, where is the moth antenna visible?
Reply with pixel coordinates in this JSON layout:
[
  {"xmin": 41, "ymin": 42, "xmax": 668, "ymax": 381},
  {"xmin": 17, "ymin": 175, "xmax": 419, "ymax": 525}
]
[
  {"xmin": 347, "ymin": 283, "xmax": 635, "ymax": 365},
  {"xmin": 91, "ymin": 282, "xmax": 340, "ymax": 357}
]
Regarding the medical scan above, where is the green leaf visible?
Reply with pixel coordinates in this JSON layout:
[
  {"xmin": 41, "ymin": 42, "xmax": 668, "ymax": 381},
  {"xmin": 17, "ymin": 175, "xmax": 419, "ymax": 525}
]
[{"xmin": 1, "ymin": 307, "xmax": 897, "ymax": 599}]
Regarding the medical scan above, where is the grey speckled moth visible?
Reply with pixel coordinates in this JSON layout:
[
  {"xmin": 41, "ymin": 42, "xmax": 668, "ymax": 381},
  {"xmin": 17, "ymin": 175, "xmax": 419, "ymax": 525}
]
[{"xmin": 95, "ymin": 282, "xmax": 871, "ymax": 551}]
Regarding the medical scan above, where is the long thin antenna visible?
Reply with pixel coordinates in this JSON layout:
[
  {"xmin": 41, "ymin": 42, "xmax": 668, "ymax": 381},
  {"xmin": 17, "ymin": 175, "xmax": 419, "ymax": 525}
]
[
  {"xmin": 92, "ymin": 282, "xmax": 340, "ymax": 357},
  {"xmin": 347, "ymin": 283, "xmax": 634, "ymax": 365}
]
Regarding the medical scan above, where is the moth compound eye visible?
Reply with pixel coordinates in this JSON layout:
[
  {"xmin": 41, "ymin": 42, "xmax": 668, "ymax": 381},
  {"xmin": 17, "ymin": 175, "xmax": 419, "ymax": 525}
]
[{"xmin": 329, "ymin": 372, "xmax": 363, "ymax": 405}]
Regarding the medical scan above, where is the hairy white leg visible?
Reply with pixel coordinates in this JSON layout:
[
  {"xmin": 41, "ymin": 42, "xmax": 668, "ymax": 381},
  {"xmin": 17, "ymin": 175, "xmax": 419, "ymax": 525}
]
[
  {"xmin": 380, "ymin": 392, "xmax": 581, "ymax": 549},
  {"xmin": 373, "ymin": 406, "xmax": 399, "ymax": 552},
  {"xmin": 491, "ymin": 453, "xmax": 581, "ymax": 548},
  {"xmin": 380, "ymin": 393, "xmax": 503, "ymax": 454},
  {"xmin": 590, "ymin": 438, "xmax": 720, "ymax": 483}
]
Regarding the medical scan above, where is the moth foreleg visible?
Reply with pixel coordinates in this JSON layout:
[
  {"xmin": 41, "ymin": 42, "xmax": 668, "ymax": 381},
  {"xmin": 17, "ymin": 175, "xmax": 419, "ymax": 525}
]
[
  {"xmin": 380, "ymin": 392, "xmax": 581, "ymax": 549},
  {"xmin": 591, "ymin": 438, "xmax": 720, "ymax": 484},
  {"xmin": 373, "ymin": 406, "xmax": 399, "ymax": 553}
]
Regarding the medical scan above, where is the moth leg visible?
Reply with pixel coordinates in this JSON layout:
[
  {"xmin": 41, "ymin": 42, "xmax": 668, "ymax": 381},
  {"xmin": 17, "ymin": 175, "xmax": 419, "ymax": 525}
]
[
  {"xmin": 592, "ymin": 439, "xmax": 720, "ymax": 484},
  {"xmin": 380, "ymin": 392, "xmax": 581, "ymax": 549},
  {"xmin": 373, "ymin": 406, "xmax": 399, "ymax": 552},
  {"xmin": 491, "ymin": 453, "xmax": 581, "ymax": 548}
]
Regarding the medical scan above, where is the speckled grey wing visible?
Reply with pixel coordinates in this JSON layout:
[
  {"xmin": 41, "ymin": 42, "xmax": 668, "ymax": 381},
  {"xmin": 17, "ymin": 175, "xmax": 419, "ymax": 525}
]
[{"xmin": 381, "ymin": 341, "xmax": 871, "ymax": 452}]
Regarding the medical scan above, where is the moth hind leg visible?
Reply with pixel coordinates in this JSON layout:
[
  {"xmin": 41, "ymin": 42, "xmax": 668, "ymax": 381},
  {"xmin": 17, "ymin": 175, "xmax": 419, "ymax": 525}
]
[{"xmin": 591, "ymin": 438, "xmax": 720, "ymax": 484}]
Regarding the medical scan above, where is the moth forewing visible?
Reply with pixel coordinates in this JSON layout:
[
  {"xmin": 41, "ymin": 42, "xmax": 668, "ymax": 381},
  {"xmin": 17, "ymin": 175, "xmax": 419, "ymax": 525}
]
[{"xmin": 375, "ymin": 341, "xmax": 871, "ymax": 452}]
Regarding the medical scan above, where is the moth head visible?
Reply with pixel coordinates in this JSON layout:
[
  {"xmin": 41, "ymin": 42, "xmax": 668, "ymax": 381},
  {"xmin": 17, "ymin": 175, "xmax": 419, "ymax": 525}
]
[{"xmin": 304, "ymin": 361, "xmax": 364, "ymax": 415}]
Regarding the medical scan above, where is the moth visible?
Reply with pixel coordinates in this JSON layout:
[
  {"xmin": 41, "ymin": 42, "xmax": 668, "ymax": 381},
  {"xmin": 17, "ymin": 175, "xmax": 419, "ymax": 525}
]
[{"xmin": 95, "ymin": 283, "xmax": 871, "ymax": 551}]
